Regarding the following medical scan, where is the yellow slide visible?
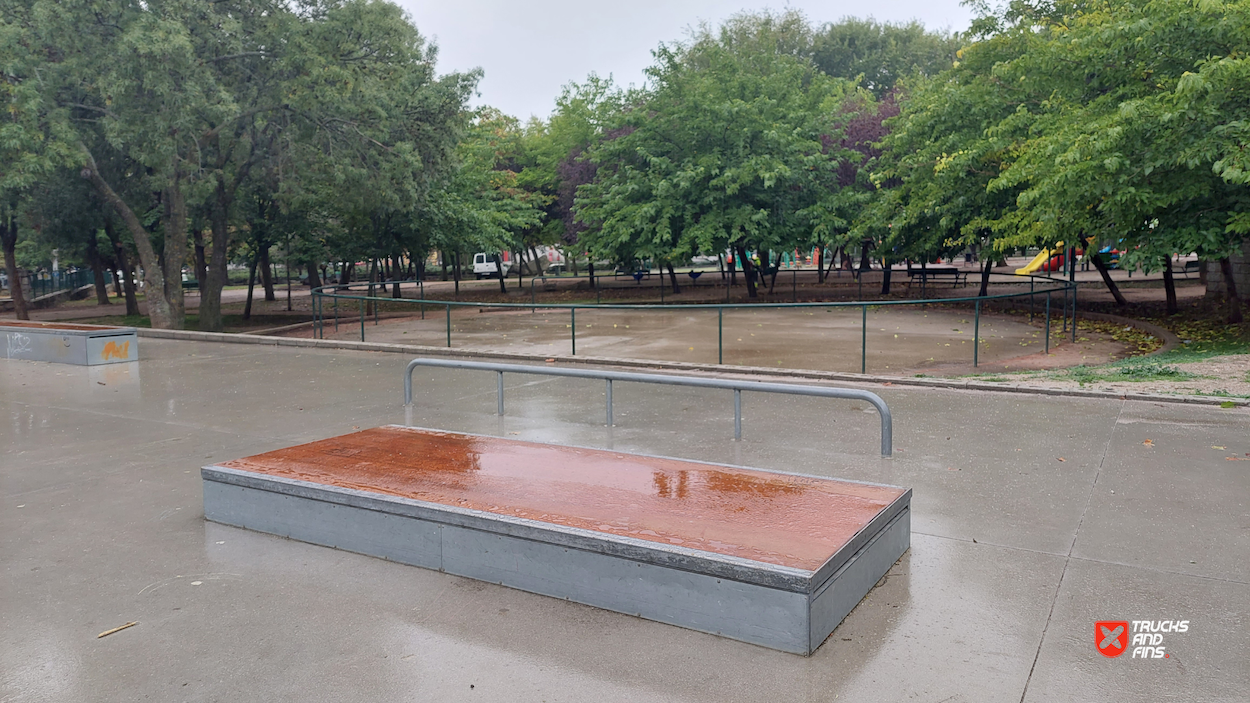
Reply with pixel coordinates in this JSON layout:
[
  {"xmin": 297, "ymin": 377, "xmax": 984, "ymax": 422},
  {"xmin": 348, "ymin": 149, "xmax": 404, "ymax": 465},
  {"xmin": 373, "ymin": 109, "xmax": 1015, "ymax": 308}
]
[{"xmin": 1015, "ymin": 242, "xmax": 1063, "ymax": 275}]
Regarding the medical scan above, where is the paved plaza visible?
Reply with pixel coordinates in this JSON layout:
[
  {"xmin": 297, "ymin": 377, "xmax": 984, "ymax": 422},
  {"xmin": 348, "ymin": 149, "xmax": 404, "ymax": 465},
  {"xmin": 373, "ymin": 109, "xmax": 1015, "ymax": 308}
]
[{"xmin": 3, "ymin": 339, "xmax": 1248, "ymax": 702}]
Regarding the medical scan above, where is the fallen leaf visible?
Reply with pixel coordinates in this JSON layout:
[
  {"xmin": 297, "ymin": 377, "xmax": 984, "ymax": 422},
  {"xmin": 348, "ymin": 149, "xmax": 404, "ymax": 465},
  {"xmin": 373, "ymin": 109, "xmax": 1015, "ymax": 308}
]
[
  {"xmin": 1057, "ymin": 457, "xmax": 1067, "ymax": 462},
  {"xmin": 1212, "ymin": 446, "xmax": 1226, "ymax": 450},
  {"xmin": 1143, "ymin": 439, "xmax": 1154, "ymax": 447}
]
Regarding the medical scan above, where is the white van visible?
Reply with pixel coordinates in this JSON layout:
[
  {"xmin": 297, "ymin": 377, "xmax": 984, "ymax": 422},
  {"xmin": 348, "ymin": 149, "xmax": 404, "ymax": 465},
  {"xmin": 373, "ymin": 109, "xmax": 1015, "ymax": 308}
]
[{"xmin": 473, "ymin": 252, "xmax": 511, "ymax": 278}]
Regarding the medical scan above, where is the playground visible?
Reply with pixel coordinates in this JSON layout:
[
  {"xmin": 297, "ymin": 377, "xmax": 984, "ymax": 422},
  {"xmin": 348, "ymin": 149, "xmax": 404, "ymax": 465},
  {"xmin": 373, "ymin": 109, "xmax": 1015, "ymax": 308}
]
[{"xmin": 3, "ymin": 338, "xmax": 1247, "ymax": 701}]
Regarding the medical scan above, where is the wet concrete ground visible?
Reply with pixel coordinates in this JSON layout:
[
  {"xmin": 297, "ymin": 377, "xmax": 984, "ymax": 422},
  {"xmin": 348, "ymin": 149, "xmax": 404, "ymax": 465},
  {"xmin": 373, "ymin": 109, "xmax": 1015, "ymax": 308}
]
[
  {"xmin": 315, "ymin": 305, "xmax": 1090, "ymax": 375},
  {"xmin": 2, "ymin": 339, "xmax": 1248, "ymax": 702}
]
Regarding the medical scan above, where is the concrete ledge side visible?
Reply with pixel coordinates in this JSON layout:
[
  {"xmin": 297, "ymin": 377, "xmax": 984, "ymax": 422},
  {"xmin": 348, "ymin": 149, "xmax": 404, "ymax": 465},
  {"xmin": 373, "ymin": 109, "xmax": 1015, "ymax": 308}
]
[{"xmin": 136, "ymin": 328, "xmax": 1248, "ymax": 407}]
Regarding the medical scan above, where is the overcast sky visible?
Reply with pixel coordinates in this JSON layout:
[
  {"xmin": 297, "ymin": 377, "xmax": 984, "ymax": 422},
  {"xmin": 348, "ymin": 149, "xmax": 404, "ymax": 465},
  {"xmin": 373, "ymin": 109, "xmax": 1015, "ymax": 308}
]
[{"xmin": 396, "ymin": 1, "xmax": 975, "ymax": 121}]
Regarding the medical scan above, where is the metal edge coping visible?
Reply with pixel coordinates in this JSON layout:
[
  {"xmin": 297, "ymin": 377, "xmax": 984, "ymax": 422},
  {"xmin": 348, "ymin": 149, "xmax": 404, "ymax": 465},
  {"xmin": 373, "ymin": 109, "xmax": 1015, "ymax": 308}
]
[
  {"xmin": 0, "ymin": 324, "xmax": 137, "ymax": 338},
  {"xmin": 201, "ymin": 464, "xmax": 815, "ymax": 593}
]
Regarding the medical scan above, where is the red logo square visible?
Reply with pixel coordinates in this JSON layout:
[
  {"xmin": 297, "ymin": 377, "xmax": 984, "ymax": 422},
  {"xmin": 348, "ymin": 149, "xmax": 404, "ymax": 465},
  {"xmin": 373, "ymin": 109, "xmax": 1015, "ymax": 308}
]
[{"xmin": 1096, "ymin": 621, "xmax": 1129, "ymax": 657}]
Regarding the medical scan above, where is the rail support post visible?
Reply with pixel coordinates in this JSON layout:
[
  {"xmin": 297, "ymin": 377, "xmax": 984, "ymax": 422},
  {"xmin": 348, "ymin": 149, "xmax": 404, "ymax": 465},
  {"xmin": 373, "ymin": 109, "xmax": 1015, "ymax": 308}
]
[{"xmin": 861, "ymin": 304, "xmax": 867, "ymax": 374}]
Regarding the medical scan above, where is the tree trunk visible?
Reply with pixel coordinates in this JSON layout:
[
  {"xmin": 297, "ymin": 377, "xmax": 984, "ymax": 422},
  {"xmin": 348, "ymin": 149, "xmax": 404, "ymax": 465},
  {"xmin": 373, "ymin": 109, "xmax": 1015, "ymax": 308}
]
[
  {"xmin": 859, "ymin": 241, "xmax": 873, "ymax": 273},
  {"xmin": 1219, "ymin": 256, "xmax": 1243, "ymax": 324},
  {"xmin": 0, "ymin": 215, "xmax": 29, "ymax": 320},
  {"xmin": 978, "ymin": 257, "xmax": 993, "ymax": 297},
  {"xmin": 816, "ymin": 246, "xmax": 824, "ymax": 283},
  {"xmin": 161, "ymin": 181, "xmax": 188, "ymax": 328},
  {"xmin": 718, "ymin": 254, "xmax": 726, "ymax": 281},
  {"xmin": 735, "ymin": 245, "xmax": 757, "ymax": 298},
  {"xmin": 193, "ymin": 229, "xmax": 208, "ymax": 290},
  {"xmin": 439, "ymin": 251, "xmax": 448, "ymax": 281},
  {"xmin": 826, "ymin": 246, "xmax": 840, "ymax": 279},
  {"xmin": 588, "ymin": 259, "xmax": 596, "ymax": 289},
  {"xmin": 86, "ymin": 233, "xmax": 111, "ymax": 305},
  {"xmin": 729, "ymin": 252, "xmax": 738, "ymax": 286},
  {"xmin": 1090, "ymin": 248, "xmax": 1127, "ymax": 306},
  {"xmin": 104, "ymin": 221, "xmax": 140, "ymax": 316},
  {"xmin": 880, "ymin": 259, "xmax": 892, "ymax": 295},
  {"xmin": 452, "ymin": 251, "xmax": 460, "ymax": 296},
  {"xmin": 259, "ymin": 246, "xmax": 276, "ymax": 301},
  {"xmin": 242, "ymin": 252, "xmax": 258, "ymax": 321},
  {"xmin": 110, "ymin": 268, "xmax": 122, "ymax": 297},
  {"xmin": 1162, "ymin": 257, "xmax": 1178, "ymax": 315},
  {"xmin": 531, "ymin": 245, "xmax": 544, "ymax": 275},
  {"xmin": 81, "ymin": 149, "xmax": 174, "ymax": 328},
  {"xmin": 389, "ymin": 254, "xmax": 401, "ymax": 298},
  {"xmin": 306, "ymin": 260, "xmax": 322, "ymax": 290},
  {"xmin": 666, "ymin": 262, "xmax": 681, "ymax": 295},
  {"xmin": 340, "ymin": 261, "xmax": 351, "ymax": 285},
  {"xmin": 493, "ymin": 254, "xmax": 508, "ymax": 293},
  {"xmin": 199, "ymin": 179, "xmax": 233, "ymax": 332}
]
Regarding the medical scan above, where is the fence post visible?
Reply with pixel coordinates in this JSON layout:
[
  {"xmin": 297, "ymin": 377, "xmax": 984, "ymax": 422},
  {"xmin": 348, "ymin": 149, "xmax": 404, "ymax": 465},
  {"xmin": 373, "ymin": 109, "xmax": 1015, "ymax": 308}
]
[
  {"xmin": 1071, "ymin": 286, "xmax": 1077, "ymax": 343},
  {"xmin": 861, "ymin": 304, "xmax": 867, "ymax": 374},
  {"xmin": 718, "ymin": 307, "xmax": 723, "ymax": 365},
  {"xmin": 1029, "ymin": 278, "xmax": 1035, "ymax": 322},
  {"xmin": 334, "ymin": 294, "xmax": 339, "ymax": 333},
  {"xmin": 571, "ymin": 307, "xmax": 576, "ymax": 356},
  {"xmin": 974, "ymin": 299, "xmax": 981, "ymax": 367},
  {"xmin": 496, "ymin": 371, "xmax": 504, "ymax": 415},
  {"xmin": 1044, "ymin": 293, "xmax": 1051, "ymax": 354},
  {"xmin": 359, "ymin": 298, "xmax": 365, "ymax": 342},
  {"xmin": 446, "ymin": 304, "xmax": 451, "ymax": 347}
]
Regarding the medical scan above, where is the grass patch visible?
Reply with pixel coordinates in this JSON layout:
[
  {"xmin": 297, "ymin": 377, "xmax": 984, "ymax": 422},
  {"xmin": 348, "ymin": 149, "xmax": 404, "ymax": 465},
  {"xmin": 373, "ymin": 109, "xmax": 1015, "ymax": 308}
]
[{"xmin": 1060, "ymin": 361, "xmax": 1198, "ymax": 385}]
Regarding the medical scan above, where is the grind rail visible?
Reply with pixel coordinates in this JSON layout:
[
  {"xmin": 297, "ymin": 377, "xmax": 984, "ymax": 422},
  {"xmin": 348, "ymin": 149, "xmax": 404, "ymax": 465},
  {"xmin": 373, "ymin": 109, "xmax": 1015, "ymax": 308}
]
[{"xmin": 403, "ymin": 358, "xmax": 893, "ymax": 457}]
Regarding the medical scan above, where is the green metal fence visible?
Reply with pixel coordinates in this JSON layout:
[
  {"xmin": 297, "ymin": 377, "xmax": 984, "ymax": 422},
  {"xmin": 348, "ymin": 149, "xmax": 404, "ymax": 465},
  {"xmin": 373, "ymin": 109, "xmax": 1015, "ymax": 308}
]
[
  {"xmin": 311, "ymin": 273, "xmax": 1078, "ymax": 372},
  {"xmin": 5, "ymin": 269, "xmax": 95, "ymax": 300}
]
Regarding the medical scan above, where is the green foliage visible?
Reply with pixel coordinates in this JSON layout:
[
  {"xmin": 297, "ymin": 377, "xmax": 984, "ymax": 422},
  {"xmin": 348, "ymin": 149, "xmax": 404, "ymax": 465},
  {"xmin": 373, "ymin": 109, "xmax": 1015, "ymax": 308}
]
[
  {"xmin": 575, "ymin": 19, "xmax": 863, "ymax": 269},
  {"xmin": 812, "ymin": 17, "xmax": 960, "ymax": 96}
]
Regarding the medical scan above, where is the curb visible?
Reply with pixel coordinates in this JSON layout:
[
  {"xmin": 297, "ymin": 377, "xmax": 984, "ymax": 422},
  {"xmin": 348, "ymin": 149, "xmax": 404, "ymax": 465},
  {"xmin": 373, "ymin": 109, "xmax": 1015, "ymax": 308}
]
[
  {"xmin": 134, "ymin": 327, "xmax": 1248, "ymax": 408},
  {"xmin": 1077, "ymin": 311, "xmax": 1182, "ymax": 355}
]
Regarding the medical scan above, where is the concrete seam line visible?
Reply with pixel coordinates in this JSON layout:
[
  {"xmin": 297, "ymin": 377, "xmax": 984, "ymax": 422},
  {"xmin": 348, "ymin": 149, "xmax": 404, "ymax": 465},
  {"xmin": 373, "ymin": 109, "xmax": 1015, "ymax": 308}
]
[{"xmin": 132, "ymin": 328, "xmax": 1248, "ymax": 407}]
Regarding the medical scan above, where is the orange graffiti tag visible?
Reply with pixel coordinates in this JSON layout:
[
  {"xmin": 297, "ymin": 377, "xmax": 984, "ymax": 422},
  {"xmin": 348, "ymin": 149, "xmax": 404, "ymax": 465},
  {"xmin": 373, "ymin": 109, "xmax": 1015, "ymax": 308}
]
[{"xmin": 101, "ymin": 340, "xmax": 131, "ymax": 361}]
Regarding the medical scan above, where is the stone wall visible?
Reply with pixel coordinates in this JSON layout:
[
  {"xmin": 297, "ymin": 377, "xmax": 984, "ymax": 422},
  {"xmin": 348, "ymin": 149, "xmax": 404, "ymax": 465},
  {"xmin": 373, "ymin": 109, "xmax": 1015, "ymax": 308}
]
[{"xmin": 1205, "ymin": 239, "xmax": 1250, "ymax": 296}]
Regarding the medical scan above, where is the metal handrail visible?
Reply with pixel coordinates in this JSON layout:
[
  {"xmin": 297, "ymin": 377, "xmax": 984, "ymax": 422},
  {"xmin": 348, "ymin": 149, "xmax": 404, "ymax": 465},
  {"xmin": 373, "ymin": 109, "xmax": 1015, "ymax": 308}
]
[{"xmin": 403, "ymin": 358, "xmax": 894, "ymax": 457}]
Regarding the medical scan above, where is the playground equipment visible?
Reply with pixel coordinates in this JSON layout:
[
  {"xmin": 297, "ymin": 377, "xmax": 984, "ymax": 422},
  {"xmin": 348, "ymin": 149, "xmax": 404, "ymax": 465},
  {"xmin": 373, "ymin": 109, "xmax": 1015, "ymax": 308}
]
[
  {"xmin": 202, "ymin": 362, "xmax": 908, "ymax": 654},
  {"xmin": 1015, "ymin": 243, "xmax": 1066, "ymax": 275},
  {"xmin": 1, "ymin": 321, "xmax": 138, "ymax": 365}
]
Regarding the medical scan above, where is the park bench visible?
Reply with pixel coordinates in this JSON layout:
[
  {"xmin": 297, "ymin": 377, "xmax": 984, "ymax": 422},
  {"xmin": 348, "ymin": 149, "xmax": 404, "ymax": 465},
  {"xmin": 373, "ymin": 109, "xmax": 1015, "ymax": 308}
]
[
  {"xmin": 905, "ymin": 266, "xmax": 968, "ymax": 289},
  {"xmin": 1174, "ymin": 260, "xmax": 1202, "ymax": 278}
]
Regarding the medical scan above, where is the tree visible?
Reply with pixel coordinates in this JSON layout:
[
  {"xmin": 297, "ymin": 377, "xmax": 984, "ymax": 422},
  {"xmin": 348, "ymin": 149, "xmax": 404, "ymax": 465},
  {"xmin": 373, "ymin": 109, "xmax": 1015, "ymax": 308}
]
[
  {"xmin": 0, "ymin": 0, "xmax": 77, "ymax": 320},
  {"xmin": 576, "ymin": 18, "xmax": 859, "ymax": 297},
  {"xmin": 812, "ymin": 17, "xmax": 960, "ymax": 96}
]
